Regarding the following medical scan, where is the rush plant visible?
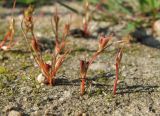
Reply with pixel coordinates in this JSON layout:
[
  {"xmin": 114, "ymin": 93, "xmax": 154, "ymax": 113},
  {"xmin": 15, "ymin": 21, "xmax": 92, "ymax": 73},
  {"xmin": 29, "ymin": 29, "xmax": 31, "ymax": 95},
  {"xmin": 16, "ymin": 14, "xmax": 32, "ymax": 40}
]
[
  {"xmin": 113, "ymin": 48, "xmax": 123, "ymax": 95},
  {"xmin": 79, "ymin": 34, "xmax": 130, "ymax": 95},
  {"xmin": 0, "ymin": 0, "xmax": 16, "ymax": 50},
  {"xmin": 21, "ymin": 6, "xmax": 70, "ymax": 86},
  {"xmin": 80, "ymin": 35, "xmax": 112, "ymax": 95},
  {"xmin": 82, "ymin": 0, "xmax": 91, "ymax": 37}
]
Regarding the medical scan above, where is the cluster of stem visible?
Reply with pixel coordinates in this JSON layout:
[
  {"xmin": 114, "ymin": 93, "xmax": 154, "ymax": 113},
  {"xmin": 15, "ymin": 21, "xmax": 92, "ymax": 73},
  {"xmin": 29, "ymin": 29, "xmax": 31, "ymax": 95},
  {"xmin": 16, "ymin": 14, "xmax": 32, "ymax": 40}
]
[
  {"xmin": 80, "ymin": 35, "xmax": 112, "ymax": 95},
  {"xmin": 79, "ymin": 34, "xmax": 130, "ymax": 95},
  {"xmin": 113, "ymin": 48, "xmax": 123, "ymax": 95},
  {"xmin": 21, "ymin": 6, "xmax": 70, "ymax": 86}
]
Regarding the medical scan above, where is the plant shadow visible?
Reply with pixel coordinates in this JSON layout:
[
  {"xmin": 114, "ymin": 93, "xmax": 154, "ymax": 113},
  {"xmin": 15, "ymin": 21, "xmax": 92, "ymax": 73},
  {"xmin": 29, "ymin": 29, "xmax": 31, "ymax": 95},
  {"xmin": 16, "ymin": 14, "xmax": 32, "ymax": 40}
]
[
  {"xmin": 70, "ymin": 28, "xmax": 97, "ymax": 39},
  {"xmin": 56, "ymin": 72, "xmax": 115, "ymax": 88},
  {"xmin": 5, "ymin": 49, "xmax": 30, "ymax": 54},
  {"xmin": 117, "ymin": 84, "xmax": 160, "ymax": 94},
  {"xmin": 132, "ymin": 27, "xmax": 160, "ymax": 49},
  {"xmin": 37, "ymin": 37, "xmax": 55, "ymax": 52},
  {"xmin": 50, "ymin": 71, "xmax": 160, "ymax": 96}
]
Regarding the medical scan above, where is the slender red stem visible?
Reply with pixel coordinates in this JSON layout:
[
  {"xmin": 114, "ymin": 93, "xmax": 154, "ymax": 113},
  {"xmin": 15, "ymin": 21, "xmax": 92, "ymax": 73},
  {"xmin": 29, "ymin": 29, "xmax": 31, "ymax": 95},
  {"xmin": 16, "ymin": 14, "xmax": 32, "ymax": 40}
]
[
  {"xmin": 48, "ymin": 76, "xmax": 53, "ymax": 86},
  {"xmin": 89, "ymin": 52, "xmax": 100, "ymax": 66},
  {"xmin": 83, "ymin": 21, "xmax": 89, "ymax": 36},
  {"xmin": 113, "ymin": 63, "xmax": 119, "ymax": 95},
  {"xmin": 0, "ymin": 31, "xmax": 11, "ymax": 48},
  {"xmin": 80, "ymin": 78, "xmax": 85, "ymax": 95}
]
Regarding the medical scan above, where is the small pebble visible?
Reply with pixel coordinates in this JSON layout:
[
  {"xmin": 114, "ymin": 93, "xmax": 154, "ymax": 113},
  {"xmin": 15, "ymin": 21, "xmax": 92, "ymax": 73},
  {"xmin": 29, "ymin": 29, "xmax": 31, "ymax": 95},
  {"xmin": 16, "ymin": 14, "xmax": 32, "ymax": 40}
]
[
  {"xmin": 37, "ymin": 73, "xmax": 46, "ymax": 83},
  {"xmin": 153, "ymin": 20, "xmax": 160, "ymax": 37},
  {"xmin": 8, "ymin": 110, "xmax": 22, "ymax": 116}
]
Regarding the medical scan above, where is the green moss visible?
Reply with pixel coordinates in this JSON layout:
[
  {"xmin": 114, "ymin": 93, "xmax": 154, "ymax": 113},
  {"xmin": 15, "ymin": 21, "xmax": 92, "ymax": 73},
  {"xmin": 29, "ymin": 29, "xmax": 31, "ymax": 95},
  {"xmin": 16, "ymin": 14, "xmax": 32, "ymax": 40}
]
[
  {"xmin": 75, "ymin": 47, "xmax": 87, "ymax": 52},
  {"xmin": 105, "ymin": 93, "xmax": 114, "ymax": 102},
  {"xmin": 43, "ymin": 54, "xmax": 52, "ymax": 61},
  {"xmin": 95, "ymin": 88, "xmax": 103, "ymax": 95},
  {"xmin": 0, "ymin": 82, "xmax": 5, "ymax": 90},
  {"xmin": 97, "ymin": 77, "xmax": 108, "ymax": 83},
  {"xmin": 21, "ymin": 62, "xmax": 31, "ymax": 70},
  {"xmin": 0, "ymin": 66, "xmax": 8, "ymax": 74}
]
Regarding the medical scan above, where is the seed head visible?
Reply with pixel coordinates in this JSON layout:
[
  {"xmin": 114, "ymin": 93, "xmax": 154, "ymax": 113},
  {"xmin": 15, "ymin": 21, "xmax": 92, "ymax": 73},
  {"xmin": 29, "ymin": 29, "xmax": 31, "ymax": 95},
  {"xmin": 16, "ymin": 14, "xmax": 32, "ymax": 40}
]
[
  {"xmin": 98, "ymin": 35, "xmax": 112, "ymax": 52},
  {"xmin": 80, "ymin": 60, "xmax": 89, "ymax": 79},
  {"xmin": 116, "ymin": 48, "xmax": 123, "ymax": 65},
  {"xmin": 31, "ymin": 38, "xmax": 40, "ymax": 53}
]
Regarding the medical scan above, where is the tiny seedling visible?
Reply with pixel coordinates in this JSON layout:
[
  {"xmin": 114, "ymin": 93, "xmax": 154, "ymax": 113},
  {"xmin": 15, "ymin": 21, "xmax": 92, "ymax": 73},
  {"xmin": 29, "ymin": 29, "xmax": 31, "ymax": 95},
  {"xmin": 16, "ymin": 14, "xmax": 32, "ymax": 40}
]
[
  {"xmin": 0, "ymin": 0, "xmax": 16, "ymax": 50},
  {"xmin": 79, "ymin": 34, "xmax": 129, "ymax": 95},
  {"xmin": 82, "ymin": 0, "xmax": 91, "ymax": 37},
  {"xmin": 80, "ymin": 60, "xmax": 89, "ymax": 95},
  {"xmin": 51, "ymin": 7, "xmax": 70, "ymax": 55},
  {"xmin": 113, "ymin": 48, "xmax": 123, "ymax": 95},
  {"xmin": 21, "ymin": 6, "xmax": 70, "ymax": 86},
  {"xmin": 80, "ymin": 35, "xmax": 112, "ymax": 95}
]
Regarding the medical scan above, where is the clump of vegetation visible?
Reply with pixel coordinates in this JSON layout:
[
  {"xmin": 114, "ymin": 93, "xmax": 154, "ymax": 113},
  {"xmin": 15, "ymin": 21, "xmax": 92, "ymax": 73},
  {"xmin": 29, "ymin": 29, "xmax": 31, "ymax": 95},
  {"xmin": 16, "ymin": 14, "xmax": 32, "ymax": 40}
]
[
  {"xmin": 79, "ymin": 35, "xmax": 112, "ymax": 95},
  {"xmin": 0, "ymin": 0, "xmax": 134, "ymax": 97},
  {"xmin": 0, "ymin": 66, "xmax": 8, "ymax": 74},
  {"xmin": 79, "ymin": 33, "xmax": 131, "ymax": 95},
  {"xmin": 0, "ymin": 0, "xmax": 16, "ymax": 51},
  {"xmin": 21, "ymin": 6, "xmax": 70, "ymax": 86}
]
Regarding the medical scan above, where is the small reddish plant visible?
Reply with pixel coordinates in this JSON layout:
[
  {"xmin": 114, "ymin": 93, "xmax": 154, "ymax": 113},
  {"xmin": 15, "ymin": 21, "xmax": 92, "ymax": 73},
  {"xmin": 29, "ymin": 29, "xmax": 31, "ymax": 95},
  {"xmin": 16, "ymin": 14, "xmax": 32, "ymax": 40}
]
[
  {"xmin": 0, "ymin": 0, "xmax": 16, "ymax": 50},
  {"xmin": 82, "ymin": 0, "xmax": 91, "ymax": 37},
  {"xmin": 21, "ymin": 6, "xmax": 70, "ymax": 86},
  {"xmin": 80, "ymin": 60, "xmax": 89, "ymax": 95},
  {"xmin": 113, "ymin": 48, "xmax": 123, "ymax": 95},
  {"xmin": 80, "ymin": 35, "xmax": 112, "ymax": 95},
  {"xmin": 51, "ymin": 7, "xmax": 70, "ymax": 55}
]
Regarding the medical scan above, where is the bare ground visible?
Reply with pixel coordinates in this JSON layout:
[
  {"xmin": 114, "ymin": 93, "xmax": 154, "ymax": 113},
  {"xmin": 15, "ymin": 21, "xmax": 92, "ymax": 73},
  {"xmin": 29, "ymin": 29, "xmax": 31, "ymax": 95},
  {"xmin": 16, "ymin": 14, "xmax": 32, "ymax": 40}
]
[{"xmin": 0, "ymin": 2, "xmax": 160, "ymax": 116}]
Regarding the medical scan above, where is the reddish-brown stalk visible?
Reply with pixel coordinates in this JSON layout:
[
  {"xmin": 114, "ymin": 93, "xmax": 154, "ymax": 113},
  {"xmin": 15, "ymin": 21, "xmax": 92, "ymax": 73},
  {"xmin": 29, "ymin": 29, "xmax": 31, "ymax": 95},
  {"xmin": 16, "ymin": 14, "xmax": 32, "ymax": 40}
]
[
  {"xmin": 113, "ymin": 62, "xmax": 119, "ymax": 95},
  {"xmin": 80, "ymin": 35, "xmax": 112, "ymax": 95},
  {"xmin": 51, "ymin": 8, "xmax": 70, "ymax": 55},
  {"xmin": 0, "ymin": 0, "xmax": 16, "ymax": 50},
  {"xmin": 82, "ymin": 0, "xmax": 91, "ymax": 37},
  {"xmin": 89, "ymin": 35, "xmax": 112, "ymax": 65},
  {"xmin": 21, "ymin": 6, "xmax": 70, "ymax": 86},
  {"xmin": 113, "ymin": 48, "xmax": 123, "ymax": 95},
  {"xmin": 81, "ymin": 78, "xmax": 86, "ymax": 95},
  {"xmin": 80, "ymin": 60, "xmax": 89, "ymax": 95}
]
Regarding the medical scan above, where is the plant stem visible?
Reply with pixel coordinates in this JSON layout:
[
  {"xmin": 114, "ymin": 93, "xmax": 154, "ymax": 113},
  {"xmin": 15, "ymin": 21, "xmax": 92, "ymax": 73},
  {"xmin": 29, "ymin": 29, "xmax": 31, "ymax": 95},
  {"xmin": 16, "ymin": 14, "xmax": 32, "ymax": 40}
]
[
  {"xmin": 49, "ymin": 76, "xmax": 53, "ymax": 86},
  {"xmin": 89, "ymin": 51, "xmax": 100, "ymax": 66},
  {"xmin": 113, "ymin": 63, "xmax": 119, "ymax": 95},
  {"xmin": 80, "ymin": 78, "xmax": 85, "ymax": 95}
]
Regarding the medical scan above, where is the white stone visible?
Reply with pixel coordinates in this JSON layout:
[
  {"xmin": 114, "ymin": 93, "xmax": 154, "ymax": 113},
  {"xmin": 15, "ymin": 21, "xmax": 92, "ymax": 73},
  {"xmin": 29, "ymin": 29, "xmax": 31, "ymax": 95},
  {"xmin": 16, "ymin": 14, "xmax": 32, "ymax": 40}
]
[
  {"xmin": 37, "ymin": 73, "xmax": 46, "ymax": 83},
  {"xmin": 153, "ymin": 20, "xmax": 160, "ymax": 37},
  {"xmin": 8, "ymin": 110, "xmax": 22, "ymax": 116},
  {"xmin": 1, "ymin": 46, "xmax": 8, "ymax": 51}
]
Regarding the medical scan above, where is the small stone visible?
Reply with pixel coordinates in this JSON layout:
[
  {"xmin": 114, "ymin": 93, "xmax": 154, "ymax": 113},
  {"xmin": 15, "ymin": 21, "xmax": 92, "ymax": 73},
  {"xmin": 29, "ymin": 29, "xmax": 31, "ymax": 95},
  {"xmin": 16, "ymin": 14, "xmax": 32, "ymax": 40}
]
[
  {"xmin": 36, "ymin": 32, "xmax": 42, "ymax": 37},
  {"xmin": 1, "ymin": 46, "xmax": 8, "ymax": 51},
  {"xmin": 8, "ymin": 110, "xmax": 22, "ymax": 116},
  {"xmin": 31, "ymin": 111, "xmax": 42, "ymax": 116},
  {"xmin": 153, "ymin": 20, "xmax": 160, "ymax": 37},
  {"xmin": 37, "ymin": 73, "xmax": 46, "ymax": 83},
  {"xmin": 64, "ymin": 91, "xmax": 71, "ymax": 98},
  {"xmin": 3, "ymin": 103, "xmax": 18, "ymax": 112}
]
